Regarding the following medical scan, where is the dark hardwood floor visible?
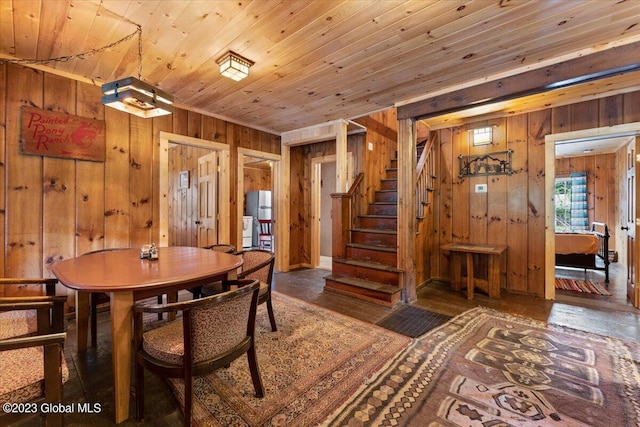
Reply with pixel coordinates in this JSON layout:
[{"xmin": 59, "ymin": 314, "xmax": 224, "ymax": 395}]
[{"xmin": 17, "ymin": 262, "xmax": 639, "ymax": 426}]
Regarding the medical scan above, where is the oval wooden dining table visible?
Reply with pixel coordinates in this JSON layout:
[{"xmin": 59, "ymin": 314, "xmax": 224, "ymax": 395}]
[{"xmin": 52, "ymin": 246, "xmax": 243, "ymax": 424}]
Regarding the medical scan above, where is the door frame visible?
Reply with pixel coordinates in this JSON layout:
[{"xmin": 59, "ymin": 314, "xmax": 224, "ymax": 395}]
[
  {"xmin": 544, "ymin": 122, "xmax": 640, "ymax": 301},
  {"xmin": 311, "ymin": 155, "xmax": 336, "ymax": 268},
  {"xmin": 159, "ymin": 132, "xmax": 230, "ymax": 247},
  {"xmin": 236, "ymin": 147, "xmax": 281, "ymax": 256},
  {"xmin": 311, "ymin": 153, "xmax": 354, "ymax": 268}
]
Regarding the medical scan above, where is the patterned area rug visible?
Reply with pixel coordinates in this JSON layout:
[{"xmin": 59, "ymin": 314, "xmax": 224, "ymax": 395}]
[
  {"xmin": 555, "ymin": 277, "xmax": 612, "ymax": 296},
  {"xmin": 328, "ymin": 307, "xmax": 640, "ymax": 426},
  {"xmin": 376, "ymin": 305, "xmax": 452, "ymax": 338},
  {"xmin": 167, "ymin": 292, "xmax": 411, "ymax": 426}
]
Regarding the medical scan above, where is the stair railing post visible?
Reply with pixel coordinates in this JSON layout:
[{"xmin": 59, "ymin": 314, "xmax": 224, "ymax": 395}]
[
  {"xmin": 331, "ymin": 194, "xmax": 349, "ymax": 259},
  {"xmin": 331, "ymin": 173, "xmax": 364, "ymax": 261}
]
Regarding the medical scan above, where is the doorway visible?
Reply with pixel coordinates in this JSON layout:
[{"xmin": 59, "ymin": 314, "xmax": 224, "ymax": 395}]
[
  {"xmin": 545, "ymin": 123, "xmax": 640, "ymax": 309},
  {"xmin": 311, "ymin": 153, "xmax": 354, "ymax": 269},
  {"xmin": 314, "ymin": 158, "xmax": 336, "ymax": 270},
  {"xmin": 158, "ymin": 132, "xmax": 231, "ymax": 247},
  {"xmin": 236, "ymin": 147, "xmax": 281, "ymax": 254}
]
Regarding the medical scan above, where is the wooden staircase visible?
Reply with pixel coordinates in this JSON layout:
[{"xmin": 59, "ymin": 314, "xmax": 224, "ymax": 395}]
[{"xmin": 324, "ymin": 157, "xmax": 403, "ymax": 307}]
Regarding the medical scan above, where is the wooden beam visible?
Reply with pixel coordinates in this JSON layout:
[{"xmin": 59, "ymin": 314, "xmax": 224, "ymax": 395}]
[
  {"xmin": 352, "ymin": 116, "xmax": 398, "ymax": 142},
  {"xmin": 398, "ymin": 42, "xmax": 640, "ymax": 121}
]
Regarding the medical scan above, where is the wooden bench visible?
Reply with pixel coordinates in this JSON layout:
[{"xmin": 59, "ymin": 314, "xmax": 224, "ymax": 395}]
[{"xmin": 441, "ymin": 243, "xmax": 507, "ymax": 300}]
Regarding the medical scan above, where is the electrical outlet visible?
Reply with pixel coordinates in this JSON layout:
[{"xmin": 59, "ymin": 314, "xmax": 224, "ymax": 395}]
[
  {"xmin": 475, "ymin": 184, "xmax": 487, "ymax": 193},
  {"xmin": 368, "ymin": 142, "xmax": 374, "ymax": 151}
]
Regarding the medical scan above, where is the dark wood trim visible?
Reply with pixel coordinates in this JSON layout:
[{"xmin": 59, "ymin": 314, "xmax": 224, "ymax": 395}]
[{"xmin": 398, "ymin": 42, "xmax": 640, "ymax": 121}]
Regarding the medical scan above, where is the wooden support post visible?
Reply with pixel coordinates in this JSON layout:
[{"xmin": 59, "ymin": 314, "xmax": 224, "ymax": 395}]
[
  {"xmin": 331, "ymin": 194, "xmax": 350, "ymax": 260},
  {"xmin": 397, "ymin": 118, "xmax": 417, "ymax": 302}
]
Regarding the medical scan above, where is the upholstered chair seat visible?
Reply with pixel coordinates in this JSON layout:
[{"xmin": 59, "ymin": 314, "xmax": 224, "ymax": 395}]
[
  {"xmin": 0, "ymin": 282, "xmax": 67, "ymax": 427},
  {"xmin": 0, "ymin": 346, "xmax": 69, "ymax": 405}
]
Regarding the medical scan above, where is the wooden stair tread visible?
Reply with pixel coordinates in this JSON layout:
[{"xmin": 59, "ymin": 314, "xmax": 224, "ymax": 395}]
[
  {"xmin": 351, "ymin": 228, "xmax": 397, "ymax": 235},
  {"xmin": 359, "ymin": 214, "xmax": 397, "ymax": 219},
  {"xmin": 325, "ymin": 275, "xmax": 401, "ymax": 295},
  {"xmin": 334, "ymin": 257, "xmax": 402, "ymax": 272},
  {"xmin": 346, "ymin": 243, "xmax": 397, "ymax": 253}
]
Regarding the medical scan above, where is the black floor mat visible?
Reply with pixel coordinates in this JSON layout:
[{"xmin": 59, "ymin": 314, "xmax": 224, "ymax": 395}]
[{"xmin": 376, "ymin": 305, "xmax": 452, "ymax": 338}]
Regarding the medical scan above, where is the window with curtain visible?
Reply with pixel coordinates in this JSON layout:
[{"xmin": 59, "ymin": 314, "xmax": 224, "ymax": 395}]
[{"xmin": 554, "ymin": 172, "xmax": 588, "ymax": 232}]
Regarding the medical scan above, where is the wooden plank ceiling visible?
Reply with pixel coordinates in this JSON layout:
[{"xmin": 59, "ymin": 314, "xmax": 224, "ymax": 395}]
[{"xmin": 1, "ymin": 0, "xmax": 639, "ymax": 134}]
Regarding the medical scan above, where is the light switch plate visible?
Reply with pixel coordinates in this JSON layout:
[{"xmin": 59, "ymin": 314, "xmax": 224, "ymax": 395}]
[{"xmin": 475, "ymin": 184, "xmax": 487, "ymax": 193}]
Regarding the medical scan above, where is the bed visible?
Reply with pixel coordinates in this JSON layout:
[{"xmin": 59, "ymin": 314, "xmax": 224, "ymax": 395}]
[{"xmin": 555, "ymin": 222, "xmax": 610, "ymax": 283}]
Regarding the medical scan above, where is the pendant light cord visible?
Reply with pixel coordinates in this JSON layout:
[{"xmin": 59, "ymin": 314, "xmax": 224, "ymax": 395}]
[{"xmin": 0, "ymin": 26, "xmax": 142, "ymax": 67}]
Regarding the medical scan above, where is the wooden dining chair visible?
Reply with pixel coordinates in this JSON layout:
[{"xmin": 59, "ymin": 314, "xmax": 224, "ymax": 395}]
[
  {"xmin": 133, "ymin": 279, "xmax": 264, "ymax": 427},
  {"xmin": 188, "ymin": 244, "xmax": 236, "ymax": 299},
  {"xmin": 230, "ymin": 249, "xmax": 277, "ymax": 332},
  {"xmin": 0, "ymin": 282, "xmax": 67, "ymax": 427}
]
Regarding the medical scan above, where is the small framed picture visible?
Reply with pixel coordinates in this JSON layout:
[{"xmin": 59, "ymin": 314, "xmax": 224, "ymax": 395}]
[{"xmin": 179, "ymin": 170, "xmax": 190, "ymax": 189}]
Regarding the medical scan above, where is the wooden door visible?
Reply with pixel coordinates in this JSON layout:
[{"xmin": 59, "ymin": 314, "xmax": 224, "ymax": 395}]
[
  {"xmin": 626, "ymin": 138, "xmax": 640, "ymax": 307},
  {"xmin": 197, "ymin": 152, "xmax": 218, "ymax": 247}
]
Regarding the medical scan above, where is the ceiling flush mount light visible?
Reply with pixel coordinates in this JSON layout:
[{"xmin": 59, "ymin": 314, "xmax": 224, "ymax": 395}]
[
  {"xmin": 216, "ymin": 51, "xmax": 254, "ymax": 81},
  {"xmin": 101, "ymin": 27, "xmax": 174, "ymax": 118},
  {"xmin": 470, "ymin": 126, "xmax": 494, "ymax": 146}
]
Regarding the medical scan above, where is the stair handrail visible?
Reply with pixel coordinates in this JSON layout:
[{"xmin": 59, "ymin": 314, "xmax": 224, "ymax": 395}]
[
  {"xmin": 330, "ymin": 173, "xmax": 364, "ymax": 259},
  {"xmin": 415, "ymin": 136, "xmax": 435, "ymax": 218},
  {"xmin": 346, "ymin": 172, "xmax": 364, "ymax": 196}
]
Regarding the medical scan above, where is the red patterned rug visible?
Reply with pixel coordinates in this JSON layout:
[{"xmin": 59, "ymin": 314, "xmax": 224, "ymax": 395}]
[
  {"xmin": 555, "ymin": 277, "xmax": 612, "ymax": 296},
  {"xmin": 328, "ymin": 307, "xmax": 640, "ymax": 426},
  {"xmin": 167, "ymin": 292, "xmax": 411, "ymax": 426}
]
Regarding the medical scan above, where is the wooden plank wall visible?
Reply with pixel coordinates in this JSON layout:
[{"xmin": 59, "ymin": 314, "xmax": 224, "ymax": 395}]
[
  {"xmin": 243, "ymin": 165, "xmax": 271, "ymax": 195},
  {"xmin": 433, "ymin": 91, "xmax": 640, "ymax": 297},
  {"xmin": 0, "ymin": 63, "xmax": 279, "ymax": 300}
]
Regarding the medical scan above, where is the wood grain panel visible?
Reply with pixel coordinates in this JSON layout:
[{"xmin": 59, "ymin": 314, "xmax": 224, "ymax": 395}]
[
  {"xmin": 289, "ymin": 145, "xmax": 308, "ymax": 267},
  {"xmin": 571, "ymin": 100, "xmax": 599, "ymax": 132},
  {"xmin": 623, "ymin": 91, "xmax": 640, "ymax": 123},
  {"xmin": 600, "ymin": 95, "xmax": 624, "ymax": 128},
  {"xmin": 451, "ymin": 126, "xmax": 469, "ymax": 243},
  {"xmin": 436, "ymin": 128, "xmax": 453, "ymax": 279},
  {"xmin": 104, "ymin": 108, "xmax": 131, "ymax": 248},
  {"xmin": 505, "ymin": 114, "xmax": 529, "ymax": 292},
  {"xmin": 152, "ymin": 114, "xmax": 174, "ymax": 246},
  {"xmin": 75, "ymin": 82, "xmax": 106, "ymax": 256},
  {"xmin": 129, "ymin": 116, "xmax": 153, "ymax": 247},
  {"xmin": 527, "ymin": 109, "xmax": 550, "ymax": 296},
  {"xmin": 486, "ymin": 119, "xmax": 507, "ymax": 249},
  {"xmin": 42, "ymin": 73, "xmax": 76, "ymax": 303},
  {"xmin": 6, "ymin": 66, "xmax": 44, "ymax": 288}
]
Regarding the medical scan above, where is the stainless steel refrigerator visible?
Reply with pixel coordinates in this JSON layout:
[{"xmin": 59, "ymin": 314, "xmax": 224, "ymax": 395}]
[{"xmin": 245, "ymin": 190, "xmax": 272, "ymax": 247}]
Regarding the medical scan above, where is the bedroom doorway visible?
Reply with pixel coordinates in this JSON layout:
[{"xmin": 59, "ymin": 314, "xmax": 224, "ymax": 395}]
[{"xmin": 546, "ymin": 123, "xmax": 640, "ymax": 309}]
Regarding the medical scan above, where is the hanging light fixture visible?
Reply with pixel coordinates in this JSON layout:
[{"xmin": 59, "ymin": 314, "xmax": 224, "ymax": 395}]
[
  {"xmin": 216, "ymin": 51, "xmax": 254, "ymax": 81},
  {"xmin": 101, "ymin": 27, "xmax": 174, "ymax": 118}
]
